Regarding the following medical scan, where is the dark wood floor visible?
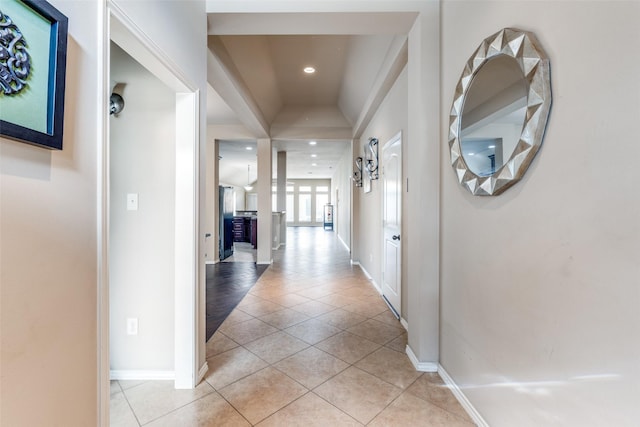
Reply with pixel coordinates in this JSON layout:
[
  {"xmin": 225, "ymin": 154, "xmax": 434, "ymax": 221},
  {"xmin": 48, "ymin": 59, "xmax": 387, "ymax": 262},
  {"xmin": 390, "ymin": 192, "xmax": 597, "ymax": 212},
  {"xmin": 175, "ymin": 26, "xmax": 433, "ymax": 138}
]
[
  {"xmin": 205, "ymin": 261, "xmax": 267, "ymax": 340},
  {"xmin": 205, "ymin": 227, "xmax": 341, "ymax": 340}
]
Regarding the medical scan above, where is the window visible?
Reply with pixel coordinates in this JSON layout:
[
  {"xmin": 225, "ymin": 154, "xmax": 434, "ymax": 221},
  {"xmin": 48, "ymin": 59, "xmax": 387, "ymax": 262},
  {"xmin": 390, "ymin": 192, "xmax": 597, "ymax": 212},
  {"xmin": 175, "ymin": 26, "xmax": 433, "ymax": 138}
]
[
  {"xmin": 286, "ymin": 194, "xmax": 294, "ymax": 222},
  {"xmin": 298, "ymin": 194, "xmax": 311, "ymax": 222},
  {"xmin": 316, "ymin": 186, "xmax": 329, "ymax": 192}
]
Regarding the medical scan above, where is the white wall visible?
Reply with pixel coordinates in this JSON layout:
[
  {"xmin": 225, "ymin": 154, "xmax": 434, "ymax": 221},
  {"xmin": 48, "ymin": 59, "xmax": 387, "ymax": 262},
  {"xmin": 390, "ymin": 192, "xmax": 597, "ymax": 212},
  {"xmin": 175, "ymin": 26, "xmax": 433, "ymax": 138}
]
[
  {"xmin": 0, "ymin": 1, "xmax": 100, "ymax": 425},
  {"xmin": 234, "ymin": 186, "xmax": 246, "ymax": 211},
  {"xmin": 354, "ymin": 66, "xmax": 408, "ymax": 314},
  {"xmin": 332, "ymin": 144, "xmax": 353, "ymax": 250},
  {"xmin": 440, "ymin": 1, "xmax": 640, "ymax": 425},
  {"xmin": 109, "ymin": 43, "xmax": 176, "ymax": 372}
]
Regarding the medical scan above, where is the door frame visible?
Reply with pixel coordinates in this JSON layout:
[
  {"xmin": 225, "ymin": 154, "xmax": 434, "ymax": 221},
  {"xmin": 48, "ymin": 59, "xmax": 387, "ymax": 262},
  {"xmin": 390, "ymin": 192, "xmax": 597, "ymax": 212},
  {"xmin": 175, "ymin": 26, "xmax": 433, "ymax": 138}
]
[
  {"xmin": 381, "ymin": 131, "xmax": 403, "ymax": 318},
  {"xmin": 100, "ymin": 3, "xmax": 201, "ymax": 424}
]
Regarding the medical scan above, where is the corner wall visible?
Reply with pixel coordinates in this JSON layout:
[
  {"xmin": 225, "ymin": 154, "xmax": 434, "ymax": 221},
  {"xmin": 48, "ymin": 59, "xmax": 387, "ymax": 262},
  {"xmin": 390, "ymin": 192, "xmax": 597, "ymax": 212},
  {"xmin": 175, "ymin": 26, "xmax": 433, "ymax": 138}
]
[
  {"xmin": 109, "ymin": 43, "xmax": 176, "ymax": 373},
  {"xmin": 440, "ymin": 1, "xmax": 640, "ymax": 425},
  {"xmin": 0, "ymin": 1, "xmax": 101, "ymax": 425}
]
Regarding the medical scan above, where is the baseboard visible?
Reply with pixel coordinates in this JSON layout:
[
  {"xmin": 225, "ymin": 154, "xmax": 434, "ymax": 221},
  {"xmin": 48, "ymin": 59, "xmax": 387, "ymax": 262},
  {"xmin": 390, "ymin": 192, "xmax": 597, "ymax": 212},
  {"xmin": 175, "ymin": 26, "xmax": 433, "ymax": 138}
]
[
  {"xmin": 438, "ymin": 364, "xmax": 489, "ymax": 427},
  {"xmin": 405, "ymin": 345, "xmax": 438, "ymax": 372},
  {"xmin": 358, "ymin": 263, "xmax": 371, "ymax": 279},
  {"xmin": 337, "ymin": 234, "xmax": 350, "ymax": 252},
  {"xmin": 205, "ymin": 260, "xmax": 218, "ymax": 265},
  {"xmin": 110, "ymin": 370, "xmax": 175, "ymax": 381},
  {"xmin": 198, "ymin": 362, "xmax": 209, "ymax": 383},
  {"xmin": 400, "ymin": 317, "xmax": 408, "ymax": 330},
  {"xmin": 382, "ymin": 294, "xmax": 400, "ymax": 319},
  {"xmin": 357, "ymin": 264, "xmax": 381, "ymax": 293}
]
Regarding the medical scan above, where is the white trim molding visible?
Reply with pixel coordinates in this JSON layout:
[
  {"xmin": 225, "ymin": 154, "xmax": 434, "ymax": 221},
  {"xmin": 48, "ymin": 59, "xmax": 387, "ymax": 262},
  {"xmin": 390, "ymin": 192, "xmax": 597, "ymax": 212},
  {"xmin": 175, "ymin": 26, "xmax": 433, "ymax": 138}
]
[
  {"xmin": 400, "ymin": 317, "xmax": 408, "ymax": 330},
  {"xmin": 438, "ymin": 364, "xmax": 489, "ymax": 427},
  {"xmin": 110, "ymin": 370, "xmax": 175, "ymax": 381},
  {"xmin": 405, "ymin": 345, "xmax": 438, "ymax": 372},
  {"xmin": 337, "ymin": 234, "xmax": 350, "ymax": 252},
  {"xmin": 357, "ymin": 263, "xmax": 381, "ymax": 293},
  {"xmin": 198, "ymin": 362, "xmax": 209, "ymax": 383}
]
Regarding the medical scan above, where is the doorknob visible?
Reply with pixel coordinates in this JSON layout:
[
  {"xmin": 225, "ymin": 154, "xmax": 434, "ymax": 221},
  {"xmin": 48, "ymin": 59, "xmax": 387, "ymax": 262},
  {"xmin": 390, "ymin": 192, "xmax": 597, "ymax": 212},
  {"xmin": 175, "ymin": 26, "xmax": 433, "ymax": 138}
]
[{"xmin": 392, "ymin": 235, "xmax": 401, "ymax": 241}]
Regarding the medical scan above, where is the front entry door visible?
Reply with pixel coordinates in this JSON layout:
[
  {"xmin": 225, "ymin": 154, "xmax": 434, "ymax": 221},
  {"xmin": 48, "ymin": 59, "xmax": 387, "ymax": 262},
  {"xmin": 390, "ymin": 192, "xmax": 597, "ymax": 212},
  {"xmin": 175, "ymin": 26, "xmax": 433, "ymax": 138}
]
[{"xmin": 382, "ymin": 132, "xmax": 402, "ymax": 317}]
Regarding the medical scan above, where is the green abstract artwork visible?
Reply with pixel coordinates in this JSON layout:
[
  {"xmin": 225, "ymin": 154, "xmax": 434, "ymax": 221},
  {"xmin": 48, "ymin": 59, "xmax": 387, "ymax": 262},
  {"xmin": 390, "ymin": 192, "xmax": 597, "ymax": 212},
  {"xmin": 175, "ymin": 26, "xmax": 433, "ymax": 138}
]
[{"xmin": 0, "ymin": 0, "xmax": 52, "ymax": 134}]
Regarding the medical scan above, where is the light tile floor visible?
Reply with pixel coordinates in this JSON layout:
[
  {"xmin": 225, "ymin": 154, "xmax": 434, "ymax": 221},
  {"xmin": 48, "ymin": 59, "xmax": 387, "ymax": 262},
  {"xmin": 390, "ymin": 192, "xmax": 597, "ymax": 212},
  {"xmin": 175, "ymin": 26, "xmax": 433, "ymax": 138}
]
[{"xmin": 111, "ymin": 227, "xmax": 475, "ymax": 426}]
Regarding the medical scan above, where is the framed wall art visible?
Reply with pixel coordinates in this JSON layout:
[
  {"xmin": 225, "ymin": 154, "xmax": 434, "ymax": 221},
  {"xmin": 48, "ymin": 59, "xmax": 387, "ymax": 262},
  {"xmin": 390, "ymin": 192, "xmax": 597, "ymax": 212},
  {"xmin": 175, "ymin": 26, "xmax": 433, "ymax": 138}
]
[{"xmin": 0, "ymin": 0, "xmax": 68, "ymax": 150}]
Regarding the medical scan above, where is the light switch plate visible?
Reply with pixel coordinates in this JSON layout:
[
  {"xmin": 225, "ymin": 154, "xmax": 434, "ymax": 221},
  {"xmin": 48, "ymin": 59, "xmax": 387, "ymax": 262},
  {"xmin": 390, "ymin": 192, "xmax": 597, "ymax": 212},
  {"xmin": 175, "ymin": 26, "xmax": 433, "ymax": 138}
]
[
  {"xmin": 127, "ymin": 193, "xmax": 138, "ymax": 211},
  {"xmin": 126, "ymin": 318, "xmax": 138, "ymax": 335}
]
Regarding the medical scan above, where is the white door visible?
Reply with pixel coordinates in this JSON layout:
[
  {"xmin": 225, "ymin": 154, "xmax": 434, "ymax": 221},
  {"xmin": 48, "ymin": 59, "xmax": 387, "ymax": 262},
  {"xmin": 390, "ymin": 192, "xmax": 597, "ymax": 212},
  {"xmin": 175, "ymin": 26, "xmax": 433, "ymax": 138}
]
[{"xmin": 382, "ymin": 132, "xmax": 402, "ymax": 317}]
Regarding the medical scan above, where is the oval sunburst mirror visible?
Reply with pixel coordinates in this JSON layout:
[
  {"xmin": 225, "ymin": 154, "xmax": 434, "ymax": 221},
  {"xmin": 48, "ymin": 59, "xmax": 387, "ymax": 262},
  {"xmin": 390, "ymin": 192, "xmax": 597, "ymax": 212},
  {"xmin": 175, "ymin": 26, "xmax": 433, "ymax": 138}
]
[{"xmin": 448, "ymin": 28, "xmax": 552, "ymax": 196}]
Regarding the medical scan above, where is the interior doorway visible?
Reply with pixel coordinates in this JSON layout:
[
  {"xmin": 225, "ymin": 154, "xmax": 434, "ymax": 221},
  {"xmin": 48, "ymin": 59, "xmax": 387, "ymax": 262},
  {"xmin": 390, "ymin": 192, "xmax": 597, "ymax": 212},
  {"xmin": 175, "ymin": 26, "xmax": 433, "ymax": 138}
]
[
  {"xmin": 215, "ymin": 140, "xmax": 259, "ymax": 264},
  {"xmin": 381, "ymin": 132, "xmax": 402, "ymax": 318},
  {"xmin": 103, "ymin": 7, "xmax": 201, "ymax": 397}
]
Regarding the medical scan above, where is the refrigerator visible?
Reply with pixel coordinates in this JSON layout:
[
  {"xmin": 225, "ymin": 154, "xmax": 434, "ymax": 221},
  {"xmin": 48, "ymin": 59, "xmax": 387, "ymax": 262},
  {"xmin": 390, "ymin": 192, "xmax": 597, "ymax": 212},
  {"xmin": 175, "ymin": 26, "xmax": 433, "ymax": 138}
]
[{"xmin": 219, "ymin": 186, "xmax": 234, "ymax": 260}]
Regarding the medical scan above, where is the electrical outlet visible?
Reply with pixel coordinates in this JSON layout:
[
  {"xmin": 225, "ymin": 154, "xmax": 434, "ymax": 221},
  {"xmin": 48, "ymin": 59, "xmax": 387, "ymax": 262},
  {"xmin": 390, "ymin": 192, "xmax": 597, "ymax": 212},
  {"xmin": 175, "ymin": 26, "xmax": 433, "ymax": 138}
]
[
  {"xmin": 127, "ymin": 193, "xmax": 138, "ymax": 211},
  {"xmin": 127, "ymin": 318, "xmax": 138, "ymax": 335}
]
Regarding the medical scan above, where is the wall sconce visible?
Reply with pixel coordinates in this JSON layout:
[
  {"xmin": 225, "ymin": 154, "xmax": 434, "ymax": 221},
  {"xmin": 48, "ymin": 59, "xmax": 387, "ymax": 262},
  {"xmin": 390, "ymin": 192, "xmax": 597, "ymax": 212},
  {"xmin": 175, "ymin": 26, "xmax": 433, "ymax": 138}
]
[
  {"xmin": 110, "ymin": 82, "xmax": 126, "ymax": 116},
  {"xmin": 353, "ymin": 156, "xmax": 363, "ymax": 187},
  {"xmin": 365, "ymin": 137, "xmax": 379, "ymax": 180}
]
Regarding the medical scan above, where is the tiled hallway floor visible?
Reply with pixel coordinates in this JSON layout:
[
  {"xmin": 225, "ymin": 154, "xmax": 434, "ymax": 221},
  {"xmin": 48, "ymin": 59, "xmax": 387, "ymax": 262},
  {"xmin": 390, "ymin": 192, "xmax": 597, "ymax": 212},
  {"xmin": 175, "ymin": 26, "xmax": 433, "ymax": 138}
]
[{"xmin": 111, "ymin": 228, "xmax": 474, "ymax": 426}]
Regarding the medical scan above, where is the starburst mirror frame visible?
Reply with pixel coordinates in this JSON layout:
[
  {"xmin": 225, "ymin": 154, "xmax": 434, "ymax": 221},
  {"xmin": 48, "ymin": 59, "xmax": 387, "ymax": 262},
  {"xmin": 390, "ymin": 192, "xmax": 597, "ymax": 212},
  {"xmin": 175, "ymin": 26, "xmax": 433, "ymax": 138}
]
[{"xmin": 448, "ymin": 28, "xmax": 552, "ymax": 196}]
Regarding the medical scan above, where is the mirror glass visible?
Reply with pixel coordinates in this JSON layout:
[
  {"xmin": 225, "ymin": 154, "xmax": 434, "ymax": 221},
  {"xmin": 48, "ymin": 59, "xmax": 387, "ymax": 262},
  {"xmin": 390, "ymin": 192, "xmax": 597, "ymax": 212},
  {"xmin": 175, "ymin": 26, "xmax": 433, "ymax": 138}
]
[
  {"xmin": 448, "ymin": 28, "xmax": 552, "ymax": 196},
  {"xmin": 460, "ymin": 55, "xmax": 527, "ymax": 177}
]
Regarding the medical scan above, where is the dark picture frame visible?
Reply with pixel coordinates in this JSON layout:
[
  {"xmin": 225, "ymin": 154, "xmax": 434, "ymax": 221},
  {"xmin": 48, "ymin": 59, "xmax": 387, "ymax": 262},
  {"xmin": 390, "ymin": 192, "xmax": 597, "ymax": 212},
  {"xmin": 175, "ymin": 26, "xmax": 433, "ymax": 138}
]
[{"xmin": 0, "ymin": 0, "xmax": 68, "ymax": 150}]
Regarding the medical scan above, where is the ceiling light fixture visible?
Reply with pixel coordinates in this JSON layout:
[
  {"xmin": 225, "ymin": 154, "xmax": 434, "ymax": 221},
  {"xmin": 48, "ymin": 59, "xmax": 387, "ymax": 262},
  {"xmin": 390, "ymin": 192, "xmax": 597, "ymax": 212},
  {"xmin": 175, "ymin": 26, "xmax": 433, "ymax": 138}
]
[
  {"xmin": 311, "ymin": 154, "xmax": 317, "ymax": 158},
  {"xmin": 303, "ymin": 66, "xmax": 316, "ymax": 74},
  {"xmin": 312, "ymin": 163, "xmax": 317, "ymax": 166},
  {"xmin": 244, "ymin": 164, "xmax": 253, "ymax": 192},
  {"xmin": 309, "ymin": 141, "xmax": 317, "ymax": 145},
  {"xmin": 246, "ymin": 146, "xmax": 253, "ymax": 150}
]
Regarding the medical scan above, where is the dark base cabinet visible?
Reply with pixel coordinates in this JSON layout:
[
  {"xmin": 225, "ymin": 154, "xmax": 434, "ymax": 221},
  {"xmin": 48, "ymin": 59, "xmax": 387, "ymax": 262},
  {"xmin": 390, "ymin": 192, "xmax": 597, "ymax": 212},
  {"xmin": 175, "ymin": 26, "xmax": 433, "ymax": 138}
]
[
  {"xmin": 232, "ymin": 217, "xmax": 246, "ymax": 242},
  {"xmin": 233, "ymin": 216, "xmax": 257, "ymax": 249},
  {"xmin": 250, "ymin": 217, "xmax": 257, "ymax": 248}
]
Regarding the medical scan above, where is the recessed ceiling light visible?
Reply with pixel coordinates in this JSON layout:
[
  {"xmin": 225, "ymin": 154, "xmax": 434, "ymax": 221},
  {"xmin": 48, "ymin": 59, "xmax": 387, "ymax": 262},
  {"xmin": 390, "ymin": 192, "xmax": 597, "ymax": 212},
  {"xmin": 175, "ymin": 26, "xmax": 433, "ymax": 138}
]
[
  {"xmin": 304, "ymin": 66, "xmax": 316, "ymax": 74},
  {"xmin": 311, "ymin": 154, "xmax": 317, "ymax": 158},
  {"xmin": 309, "ymin": 141, "xmax": 317, "ymax": 145},
  {"xmin": 312, "ymin": 163, "xmax": 317, "ymax": 166},
  {"xmin": 488, "ymin": 145, "xmax": 496, "ymax": 149},
  {"xmin": 245, "ymin": 146, "xmax": 253, "ymax": 150}
]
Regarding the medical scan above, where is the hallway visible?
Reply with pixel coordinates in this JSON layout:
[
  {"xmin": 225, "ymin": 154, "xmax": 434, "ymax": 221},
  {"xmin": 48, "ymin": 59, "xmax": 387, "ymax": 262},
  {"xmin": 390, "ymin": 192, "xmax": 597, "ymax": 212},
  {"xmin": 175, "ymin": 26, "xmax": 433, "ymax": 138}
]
[{"xmin": 110, "ymin": 228, "xmax": 473, "ymax": 426}]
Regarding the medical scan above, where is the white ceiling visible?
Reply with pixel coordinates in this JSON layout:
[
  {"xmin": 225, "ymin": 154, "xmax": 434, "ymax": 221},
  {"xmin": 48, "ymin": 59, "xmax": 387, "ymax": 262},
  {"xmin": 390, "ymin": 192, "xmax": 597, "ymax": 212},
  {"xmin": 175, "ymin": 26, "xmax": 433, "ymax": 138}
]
[{"xmin": 207, "ymin": 12, "xmax": 415, "ymax": 187}]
